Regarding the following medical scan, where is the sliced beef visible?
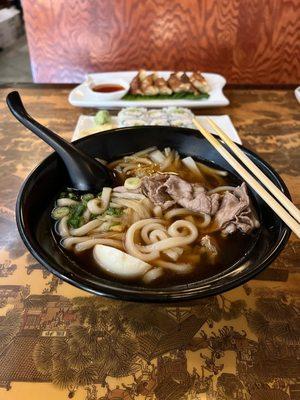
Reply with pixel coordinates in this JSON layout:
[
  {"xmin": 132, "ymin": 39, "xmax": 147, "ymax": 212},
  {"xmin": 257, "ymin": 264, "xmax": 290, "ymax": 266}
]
[
  {"xmin": 142, "ymin": 173, "xmax": 220, "ymax": 214},
  {"xmin": 165, "ymin": 175, "xmax": 220, "ymax": 215},
  {"xmin": 141, "ymin": 174, "xmax": 176, "ymax": 209},
  {"xmin": 215, "ymin": 182, "xmax": 260, "ymax": 234}
]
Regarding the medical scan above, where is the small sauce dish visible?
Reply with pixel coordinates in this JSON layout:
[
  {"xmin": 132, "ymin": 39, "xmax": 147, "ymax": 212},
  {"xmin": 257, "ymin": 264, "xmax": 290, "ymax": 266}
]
[{"xmin": 85, "ymin": 77, "xmax": 129, "ymax": 100}]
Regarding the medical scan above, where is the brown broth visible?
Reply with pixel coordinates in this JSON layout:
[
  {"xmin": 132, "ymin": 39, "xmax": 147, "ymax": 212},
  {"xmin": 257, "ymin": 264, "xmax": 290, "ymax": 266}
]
[
  {"xmin": 92, "ymin": 84, "xmax": 124, "ymax": 93},
  {"xmin": 72, "ymin": 230, "xmax": 256, "ymax": 287}
]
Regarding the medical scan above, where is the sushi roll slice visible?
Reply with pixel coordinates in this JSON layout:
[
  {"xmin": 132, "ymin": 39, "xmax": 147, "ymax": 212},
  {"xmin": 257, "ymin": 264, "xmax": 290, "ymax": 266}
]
[
  {"xmin": 119, "ymin": 108, "xmax": 147, "ymax": 118},
  {"xmin": 164, "ymin": 107, "xmax": 194, "ymax": 119},
  {"xmin": 169, "ymin": 119, "xmax": 192, "ymax": 128},
  {"xmin": 119, "ymin": 107, "xmax": 147, "ymax": 117},
  {"xmin": 119, "ymin": 118, "xmax": 148, "ymax": 127},
  {"xmin": 149, "ymin": 118, "xmax": 169, "ymax": 126},
  {"xmin": 168, "ymin": 115, "xmax": 193, "ymax": 127},
  {"xmin": 118, "ymin": 107, "xmax": 148, "ymax": 127},
  {"xmin": 148, "ymin": 109, "xmax": 167, "ymax": 119}
]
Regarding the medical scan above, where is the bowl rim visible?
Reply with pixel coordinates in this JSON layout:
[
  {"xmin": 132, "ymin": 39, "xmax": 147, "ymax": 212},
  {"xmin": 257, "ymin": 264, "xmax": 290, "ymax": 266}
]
[{"xmin": 16, "ymin": 126, "xmax": 291, "ymax": 302}]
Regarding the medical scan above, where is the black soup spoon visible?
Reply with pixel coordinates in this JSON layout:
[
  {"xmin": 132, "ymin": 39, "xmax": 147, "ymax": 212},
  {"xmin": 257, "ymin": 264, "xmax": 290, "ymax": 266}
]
[{"xmin": 6, "ymin": 91, "xmax": 114, "ymax": 192}]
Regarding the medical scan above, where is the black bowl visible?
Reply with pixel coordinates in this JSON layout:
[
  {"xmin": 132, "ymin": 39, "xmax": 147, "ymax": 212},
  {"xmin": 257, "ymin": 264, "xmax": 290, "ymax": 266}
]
[{"xmin": 16, "ymin": 126, "xmax": 291, "ymax": 302}]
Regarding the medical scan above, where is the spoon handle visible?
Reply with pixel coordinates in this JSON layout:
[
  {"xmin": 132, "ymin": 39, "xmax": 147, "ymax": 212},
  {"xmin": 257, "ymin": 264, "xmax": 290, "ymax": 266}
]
[{"xmin": 7, "ymin": 91, "xmax": 111, "ymax": 191}]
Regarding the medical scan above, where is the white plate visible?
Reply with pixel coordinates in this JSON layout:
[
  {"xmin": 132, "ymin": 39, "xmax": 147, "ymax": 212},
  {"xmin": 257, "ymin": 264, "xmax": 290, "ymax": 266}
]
[
  {"xmin": 69, "ymin": 71, "xmax": 229, "ymax": 109},
  {"xmin": 72, "ymin": 114, "xmax": 241, "ymax": 144}
]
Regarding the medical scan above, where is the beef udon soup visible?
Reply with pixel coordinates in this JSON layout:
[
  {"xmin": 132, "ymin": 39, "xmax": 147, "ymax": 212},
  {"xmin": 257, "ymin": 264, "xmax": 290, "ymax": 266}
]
[{"xmin": 51, "ymin": 147, "xmax": 260, "ymax": 287}]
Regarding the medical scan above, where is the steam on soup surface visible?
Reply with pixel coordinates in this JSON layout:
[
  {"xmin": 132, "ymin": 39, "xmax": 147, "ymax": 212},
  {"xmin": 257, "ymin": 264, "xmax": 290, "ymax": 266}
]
[{"xmin": 51, "ymin": 147, "xmax": 260, "ymax": 287}]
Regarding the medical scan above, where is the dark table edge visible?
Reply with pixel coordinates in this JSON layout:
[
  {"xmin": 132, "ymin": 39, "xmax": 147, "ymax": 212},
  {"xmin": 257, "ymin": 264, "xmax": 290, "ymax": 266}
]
[{"xmin": 0, "ymin": 82, "xmax": 298, "ymax": 90}]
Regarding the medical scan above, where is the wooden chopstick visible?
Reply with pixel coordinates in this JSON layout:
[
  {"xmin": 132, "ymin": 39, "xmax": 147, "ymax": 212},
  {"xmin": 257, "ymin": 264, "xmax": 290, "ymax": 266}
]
[
  {"xmin": 192, "ymin": 118, "xmax": 300, "ymax": 238},
  {"xmin": 206, "ymin": 117, "xmax": 300, "ymax": 224}
]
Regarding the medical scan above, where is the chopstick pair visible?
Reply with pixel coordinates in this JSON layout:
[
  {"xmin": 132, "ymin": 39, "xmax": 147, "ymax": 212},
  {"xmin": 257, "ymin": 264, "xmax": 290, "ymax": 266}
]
[{"xmin": 192, "ymin": 117, "xmax": 300, "ymax": 238}]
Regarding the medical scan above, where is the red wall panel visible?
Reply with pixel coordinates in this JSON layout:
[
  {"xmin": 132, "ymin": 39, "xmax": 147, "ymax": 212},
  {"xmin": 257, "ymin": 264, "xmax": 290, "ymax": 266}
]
[{"xmin": 22, "ymin": 0, "xmax": 300, "ymax": 83}]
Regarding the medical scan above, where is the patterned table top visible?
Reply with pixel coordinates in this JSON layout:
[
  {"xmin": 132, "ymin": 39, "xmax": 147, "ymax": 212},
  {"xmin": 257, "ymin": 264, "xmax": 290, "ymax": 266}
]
[{"xmin": 0, "ymin": 85, "xmax": 299, "ymax": 400}]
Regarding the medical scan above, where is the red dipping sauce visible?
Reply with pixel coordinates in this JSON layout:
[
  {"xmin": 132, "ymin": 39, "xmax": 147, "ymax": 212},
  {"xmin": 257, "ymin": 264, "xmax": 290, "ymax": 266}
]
[{"xmin": 92, "ymin": 84, "xmax": 124, "ymax": 93}]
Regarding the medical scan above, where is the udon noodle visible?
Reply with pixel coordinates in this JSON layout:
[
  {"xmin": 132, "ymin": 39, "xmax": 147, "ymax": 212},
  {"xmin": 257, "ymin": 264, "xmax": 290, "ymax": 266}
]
[{"xmin": 51, "ymin": 147, "xmax": 259, "ymax": 286}]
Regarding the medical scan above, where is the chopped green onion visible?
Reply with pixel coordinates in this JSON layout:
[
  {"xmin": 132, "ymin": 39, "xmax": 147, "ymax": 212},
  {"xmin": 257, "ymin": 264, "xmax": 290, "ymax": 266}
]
[
  {"xmin": 68, "ymin": 192, "xmax": 78, "ymax": 200},
  {"xmin": 106, "ymin": 207, "xmax": 123, "ymax": 217},
  {"xmin": 51, "ymin": 207, "xmax": 70, "ymax": 220},
  {"xmin": 81, "ymin": 193, "xmax": 94, "ymax": 203},
  {"xmin": 124, "ymin": 177, "xmax": 141, "ymax": 190},
  {"xmin": 67, "ymin": 203, "xmax": 86, "ymax": 228}
]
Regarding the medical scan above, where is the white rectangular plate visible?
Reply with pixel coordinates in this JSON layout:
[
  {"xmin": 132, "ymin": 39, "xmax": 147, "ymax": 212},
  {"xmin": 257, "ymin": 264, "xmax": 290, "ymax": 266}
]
[
  {"xmin": 69, "ymin": 71, "xmax": 229, "ymax": 109},
  {"xmin": 72, "ymin": 115, "xmax": 241, "ymax": 144}
]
